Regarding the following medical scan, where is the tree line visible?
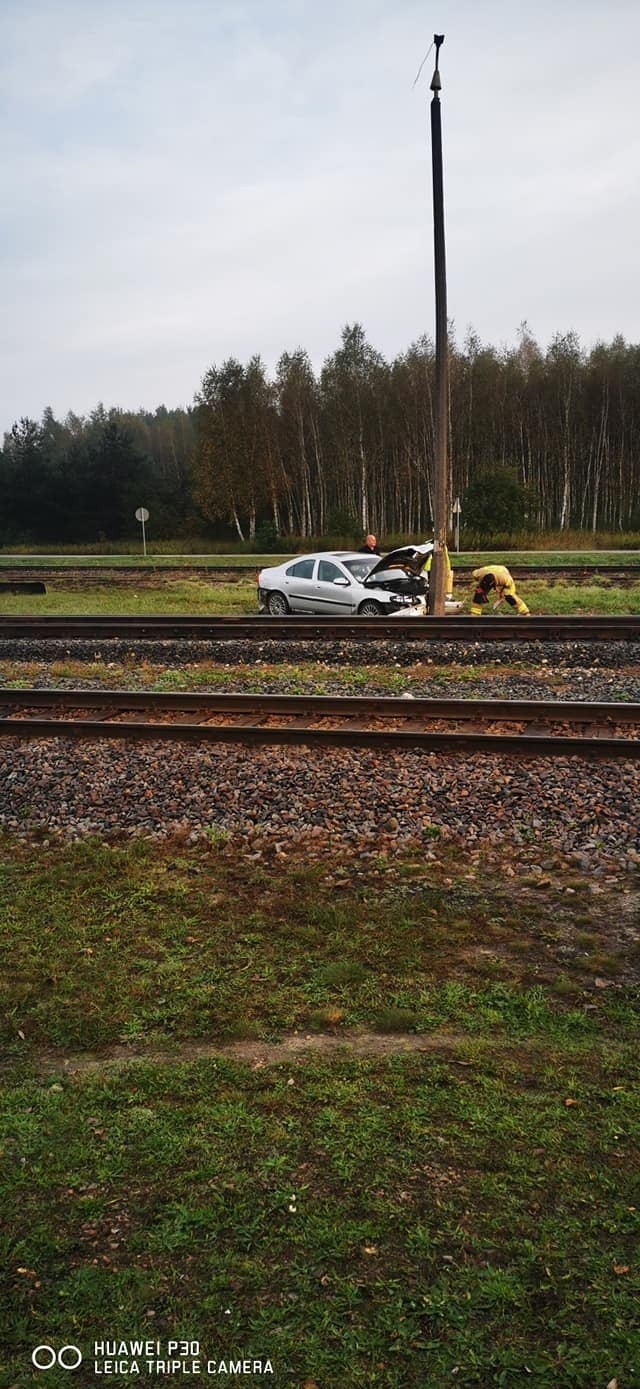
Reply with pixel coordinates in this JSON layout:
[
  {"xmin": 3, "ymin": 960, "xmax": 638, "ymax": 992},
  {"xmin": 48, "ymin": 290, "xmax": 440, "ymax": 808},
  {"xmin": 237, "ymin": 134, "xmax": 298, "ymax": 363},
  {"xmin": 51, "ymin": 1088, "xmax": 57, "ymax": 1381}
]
[
  {"xmin": 0, "ymin": 405, "xmax": 198, "ymax": 544},
  {"xmin": 2, "ymin": 324, "xmax": 639, "ymax": 544}
]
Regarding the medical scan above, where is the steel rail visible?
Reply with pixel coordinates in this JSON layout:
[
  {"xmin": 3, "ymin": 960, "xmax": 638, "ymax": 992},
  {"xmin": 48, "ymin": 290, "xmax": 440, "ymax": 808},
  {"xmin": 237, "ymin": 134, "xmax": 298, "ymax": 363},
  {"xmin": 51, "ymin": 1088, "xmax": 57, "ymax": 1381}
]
[
  {"xmin": 1, "ymin": 690, "xmax": 638, "ymax": 757},
  {"xmin": 1, "ymin": 689, "xmax": 639, "ymax": 720},
  {"xmin": 3, "ymin": 564, "xmax": 640, "ymax": 582},
  {"xmin": 0, "ymin": 615, "xmax": 639, "ymax": 641}
]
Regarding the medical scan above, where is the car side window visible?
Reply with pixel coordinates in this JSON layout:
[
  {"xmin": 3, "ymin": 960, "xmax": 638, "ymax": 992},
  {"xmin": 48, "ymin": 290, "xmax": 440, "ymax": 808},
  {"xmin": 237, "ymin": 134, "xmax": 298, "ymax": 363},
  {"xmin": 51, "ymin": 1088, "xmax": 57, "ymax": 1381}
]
[
  {"xmin": 286, "ymin": 559, "xmax": 315, "ymax": 579},
  {"xmin": 318, "ymin": 561, "xmax": 347, "ymax": 583}
]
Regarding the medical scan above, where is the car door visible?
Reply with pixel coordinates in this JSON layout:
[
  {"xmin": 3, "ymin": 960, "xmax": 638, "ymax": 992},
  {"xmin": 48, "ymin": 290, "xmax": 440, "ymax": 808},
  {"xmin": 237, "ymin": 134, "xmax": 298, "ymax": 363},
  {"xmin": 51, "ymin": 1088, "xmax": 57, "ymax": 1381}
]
[
  {"xmin": 282, "ymin": 558, "xmax": 317, "ymax": 611},
  {"xmin": 312, "ymin": 559, "xmax": 354, "ymax": 613}
]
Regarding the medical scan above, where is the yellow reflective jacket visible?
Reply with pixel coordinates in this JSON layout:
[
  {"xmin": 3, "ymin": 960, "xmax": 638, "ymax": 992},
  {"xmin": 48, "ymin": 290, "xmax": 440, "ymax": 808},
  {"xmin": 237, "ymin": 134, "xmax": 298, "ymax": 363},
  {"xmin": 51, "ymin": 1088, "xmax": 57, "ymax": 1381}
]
[
  {"xmin": 425, "ymin": 546, "xmax": 454, "ymax": 593},
  {"xmin": 472, "ymin": 564, "xmax": 516, "ymax": 596}
]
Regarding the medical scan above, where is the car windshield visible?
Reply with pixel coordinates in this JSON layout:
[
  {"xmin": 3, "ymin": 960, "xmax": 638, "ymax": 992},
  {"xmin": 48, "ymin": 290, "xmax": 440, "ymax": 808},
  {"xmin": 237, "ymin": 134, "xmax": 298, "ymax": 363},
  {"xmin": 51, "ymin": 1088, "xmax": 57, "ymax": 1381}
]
[
  {"xmin": 365, "ymin": 566, "xmax": 416, "ymax": 583},
  {"xmin": 342, "ymin": 557, "xmax": 378, "ymax": 581}
]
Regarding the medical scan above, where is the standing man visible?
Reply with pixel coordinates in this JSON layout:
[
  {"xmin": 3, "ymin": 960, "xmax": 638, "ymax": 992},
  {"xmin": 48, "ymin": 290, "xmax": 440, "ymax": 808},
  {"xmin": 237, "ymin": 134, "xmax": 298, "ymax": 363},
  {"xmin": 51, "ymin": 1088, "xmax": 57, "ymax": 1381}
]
[
  {"xmin": 359, "ymin": 534, "xmax": 380, "ymax": 555},
  {"xmin": 470, "ymin": 564, "xmax": 530, "ymax": 616}
]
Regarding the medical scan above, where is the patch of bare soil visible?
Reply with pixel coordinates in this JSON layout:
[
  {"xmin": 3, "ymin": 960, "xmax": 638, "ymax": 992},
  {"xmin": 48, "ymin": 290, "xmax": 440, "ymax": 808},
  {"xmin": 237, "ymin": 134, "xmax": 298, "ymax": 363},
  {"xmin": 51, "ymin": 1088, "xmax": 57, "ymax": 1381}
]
[{"xmin": 32, "ymin": 1028, "xmax": 470, "ymax": 1076}]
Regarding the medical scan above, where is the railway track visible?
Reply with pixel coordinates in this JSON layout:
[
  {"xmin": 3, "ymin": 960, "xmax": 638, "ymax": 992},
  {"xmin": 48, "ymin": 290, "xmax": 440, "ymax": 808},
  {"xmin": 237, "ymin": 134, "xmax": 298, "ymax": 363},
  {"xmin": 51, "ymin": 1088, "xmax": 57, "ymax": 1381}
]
[
  {"xmin": 1, "ymin": 615, "xmax": 639, "ymax": 642},
  {"xmin": 2, "ymin": 564, "xmax": 640, "ymax": 585},
  {"xmin": 1, "ymin": 689, "xmax": 638, "ymax": 757}
]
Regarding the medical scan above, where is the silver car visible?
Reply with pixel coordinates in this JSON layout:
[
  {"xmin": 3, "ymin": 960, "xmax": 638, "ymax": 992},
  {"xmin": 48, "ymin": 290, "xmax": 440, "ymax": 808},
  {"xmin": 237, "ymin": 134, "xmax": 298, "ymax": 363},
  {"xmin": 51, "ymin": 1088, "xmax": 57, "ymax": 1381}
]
[{"xmin": 257, "ymin": 545, "xmax": 436, "ymax": 616}]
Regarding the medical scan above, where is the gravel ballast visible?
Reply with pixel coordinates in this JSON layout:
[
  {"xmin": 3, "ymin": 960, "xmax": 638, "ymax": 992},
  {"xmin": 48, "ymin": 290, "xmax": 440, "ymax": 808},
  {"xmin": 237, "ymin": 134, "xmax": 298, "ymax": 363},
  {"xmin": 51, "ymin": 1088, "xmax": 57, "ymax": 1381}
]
[
  {"xmin": 1, "ymin": 737, "xmax": 638, "ymax": 870},
  {"xmin": 2, "ymin": 634, "xmax": 638, "ymax": 870},
  {"xmin": 1, "ymin": 637, "xmax": 640, "ymax": 669}
]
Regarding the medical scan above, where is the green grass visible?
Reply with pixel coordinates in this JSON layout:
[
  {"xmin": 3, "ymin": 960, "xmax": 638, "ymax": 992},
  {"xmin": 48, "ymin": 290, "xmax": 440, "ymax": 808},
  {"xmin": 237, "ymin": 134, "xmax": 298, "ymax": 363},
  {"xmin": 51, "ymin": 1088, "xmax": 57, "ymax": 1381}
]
[
  {"xmin": 475, "ymin": 546, "xmax": 640, "ymax": 564},
  {"xmin": 0, "ymin": 544, "xmax": 276, "ymax": 561},
  {"xmin": 0, "ymin": 579, "xmax": 258, "ymax": 616},
  {"xmin": 1, "ymin": 837, "xmax": 639, "ymax": 1385},
  {"xmin": 1, "ymin": 1049, "xmax": 638, "ymax": 1386},
  {"xmin": 461, "ymin": 528, "xmax": 640, "ymax": 554},
  {"xmin": 1, "ymin": 526, "xmax": 639, "ymax": 563},
  {"xmin": 1, "ymin": 836, "xmax": 637, "ymax": 1056},
  {"xmin": 0, "ymin": 656, "xmax": 576, "ymax": 698},
  {"xmin": 1, "ymin": 541, "xmax": 639, "ymax": 570},
  {"xmin": 516, "ymin": 579, "xmax": 640, "ymax": 615},
  {"xmin": 1, "ymin": 576, "xmax": 640, "ymax": 617}
]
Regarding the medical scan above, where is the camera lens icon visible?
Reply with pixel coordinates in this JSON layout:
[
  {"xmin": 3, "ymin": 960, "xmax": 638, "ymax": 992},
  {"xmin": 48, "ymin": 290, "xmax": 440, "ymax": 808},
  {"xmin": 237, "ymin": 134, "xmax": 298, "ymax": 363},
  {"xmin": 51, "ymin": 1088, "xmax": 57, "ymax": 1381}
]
[{"xmin": 32, "ymin": 1345, "xmax": 83, "ymax": 1370}]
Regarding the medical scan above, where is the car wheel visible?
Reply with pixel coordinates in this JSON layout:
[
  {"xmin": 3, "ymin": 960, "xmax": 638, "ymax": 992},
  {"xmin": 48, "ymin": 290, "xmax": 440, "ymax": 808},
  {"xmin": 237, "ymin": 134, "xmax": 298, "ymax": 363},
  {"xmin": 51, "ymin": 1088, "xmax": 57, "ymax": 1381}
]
[
  {"xmin": 266, "ymin": 590, "xmax": 290, "ymax": 615},
  {"xmin": 357, "ymin": 599, "xmax": 383, "ymax": 616}
]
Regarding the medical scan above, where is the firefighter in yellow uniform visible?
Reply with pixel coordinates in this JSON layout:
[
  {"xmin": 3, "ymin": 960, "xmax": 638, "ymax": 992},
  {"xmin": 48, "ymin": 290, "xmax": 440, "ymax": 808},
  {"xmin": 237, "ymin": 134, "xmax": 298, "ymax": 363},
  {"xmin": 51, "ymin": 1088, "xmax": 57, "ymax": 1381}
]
[{"xmin": 470, "ymin": 564, "xmax": 530, "ymax": 616}]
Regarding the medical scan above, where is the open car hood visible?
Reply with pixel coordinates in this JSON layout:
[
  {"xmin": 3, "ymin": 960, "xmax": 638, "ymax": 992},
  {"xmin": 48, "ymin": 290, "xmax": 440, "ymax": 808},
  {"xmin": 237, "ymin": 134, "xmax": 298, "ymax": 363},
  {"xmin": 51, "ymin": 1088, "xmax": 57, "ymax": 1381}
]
[{"xmin": 364, "ymin": 542, "xmax": 435, "ymax": 582}]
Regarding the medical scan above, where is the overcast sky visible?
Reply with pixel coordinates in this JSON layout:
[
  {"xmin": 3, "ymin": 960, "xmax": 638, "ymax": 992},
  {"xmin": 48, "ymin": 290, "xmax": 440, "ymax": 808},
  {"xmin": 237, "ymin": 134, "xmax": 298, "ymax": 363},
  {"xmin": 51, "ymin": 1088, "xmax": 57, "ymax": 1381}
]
[{"xmin": 2, "ymin": 0, "xmax": 639, "ymax": 434}]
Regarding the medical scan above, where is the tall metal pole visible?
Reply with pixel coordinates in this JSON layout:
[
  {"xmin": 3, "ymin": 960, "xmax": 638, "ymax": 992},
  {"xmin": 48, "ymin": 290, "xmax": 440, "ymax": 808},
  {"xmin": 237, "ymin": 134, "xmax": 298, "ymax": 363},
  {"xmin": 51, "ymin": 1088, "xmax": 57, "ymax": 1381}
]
[{"xmin": 428, "ymin": 34, "xmax": 449, "ymax": 616}]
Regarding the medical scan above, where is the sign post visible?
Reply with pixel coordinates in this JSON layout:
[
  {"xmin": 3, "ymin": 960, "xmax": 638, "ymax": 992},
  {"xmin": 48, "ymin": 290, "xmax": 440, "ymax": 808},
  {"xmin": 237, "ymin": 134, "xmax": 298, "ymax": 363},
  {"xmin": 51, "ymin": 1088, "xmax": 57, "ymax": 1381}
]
[
  {"xmin": 135, "ymin": 507, "xmax": 149, "ymax": 557},
  {"xmin": 452, "ymin": 496, "xmax": 461, "ymax": 553}
]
